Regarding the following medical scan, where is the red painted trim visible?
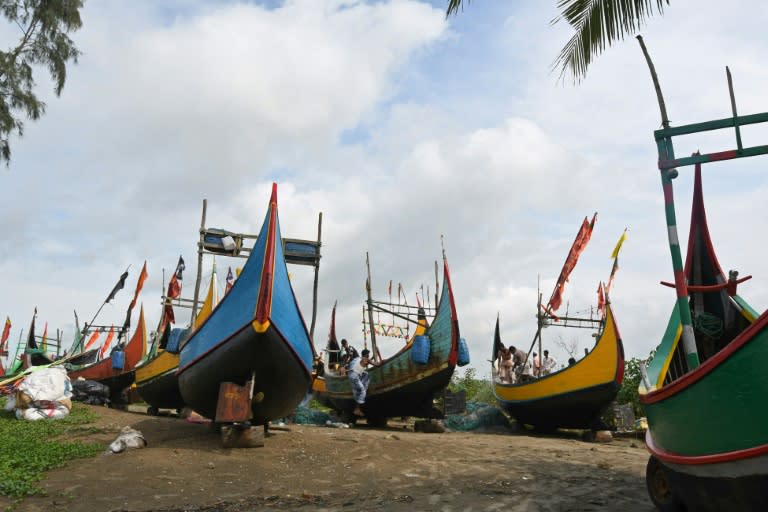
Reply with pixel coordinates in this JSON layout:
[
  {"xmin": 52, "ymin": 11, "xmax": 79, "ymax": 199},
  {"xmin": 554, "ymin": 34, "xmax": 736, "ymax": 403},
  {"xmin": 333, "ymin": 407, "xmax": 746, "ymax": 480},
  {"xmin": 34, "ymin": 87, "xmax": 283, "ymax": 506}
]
[
  {"xmin": 643, "ymin": 308, "xmax": 768, "ymax": 404},
  {"xmin": 255, "ymin": 183, "xmax": 278, "ymax": 324},
  {"xmin": 646, "ymin": 430, "xmax": 768, "ymax": 466},
  {"xmin": 683, "ymin": 164, "xmax": 726, "ymax": 279},
  {"xmin": 707, "ymin": 149, "xmax": 739, "ymax": 162},
  {"xmin": 663, "ymin": 182, "xmax": 674, "ymax": 205},
  {"xmin": 673, "ymin": 270, "xmax": 687, "ymax": 298}
]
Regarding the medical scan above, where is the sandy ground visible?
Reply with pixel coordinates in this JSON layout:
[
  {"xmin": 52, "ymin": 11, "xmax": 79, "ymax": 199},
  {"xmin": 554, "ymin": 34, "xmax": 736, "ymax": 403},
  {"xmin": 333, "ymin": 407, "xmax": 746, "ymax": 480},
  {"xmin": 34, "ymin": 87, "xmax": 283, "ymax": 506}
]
[{"xmin": 6, "ymin": 405, "xmax": 654, "ymax": 512}]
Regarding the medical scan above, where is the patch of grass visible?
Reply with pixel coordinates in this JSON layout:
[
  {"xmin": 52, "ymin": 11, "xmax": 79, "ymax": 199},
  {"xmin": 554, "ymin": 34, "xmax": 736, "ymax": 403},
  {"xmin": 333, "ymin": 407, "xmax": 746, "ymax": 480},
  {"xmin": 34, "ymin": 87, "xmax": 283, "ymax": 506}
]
[{"xmin": 0, "ymin": 398, "xmax": 103, "ymax": 499}]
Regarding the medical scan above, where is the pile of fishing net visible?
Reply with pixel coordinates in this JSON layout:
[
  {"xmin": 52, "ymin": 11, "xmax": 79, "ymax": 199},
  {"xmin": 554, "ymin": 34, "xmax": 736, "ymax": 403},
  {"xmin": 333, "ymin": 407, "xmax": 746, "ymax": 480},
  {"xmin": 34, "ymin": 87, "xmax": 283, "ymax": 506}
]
[
  {"xmin": 443, "ymin": 401, "xmax": 512, "ymax": 432},
  {"xmin": 3, "ymin": 366, "xmax": 73, "ymax": 420},
  {"xmin": 291, "ymin": 404, "xmax": 332, "ymax": 425}
]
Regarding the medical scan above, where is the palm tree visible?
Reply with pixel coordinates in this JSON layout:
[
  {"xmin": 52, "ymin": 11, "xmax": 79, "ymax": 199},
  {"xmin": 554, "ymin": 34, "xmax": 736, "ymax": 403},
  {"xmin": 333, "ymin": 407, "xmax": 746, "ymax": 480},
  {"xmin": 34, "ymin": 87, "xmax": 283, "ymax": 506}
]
[{"xmin": 446, "ymin": 0, "xmax": 670, "ymax": 83}]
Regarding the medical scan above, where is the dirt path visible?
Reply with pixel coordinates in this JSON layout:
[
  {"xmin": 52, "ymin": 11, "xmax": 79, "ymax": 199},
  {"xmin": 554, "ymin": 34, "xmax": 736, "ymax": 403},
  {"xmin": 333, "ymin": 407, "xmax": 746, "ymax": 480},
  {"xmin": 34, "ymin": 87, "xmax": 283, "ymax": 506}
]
[{"xmin": 8, "ymin": 405, "xmax": 654, "ymax": 512}]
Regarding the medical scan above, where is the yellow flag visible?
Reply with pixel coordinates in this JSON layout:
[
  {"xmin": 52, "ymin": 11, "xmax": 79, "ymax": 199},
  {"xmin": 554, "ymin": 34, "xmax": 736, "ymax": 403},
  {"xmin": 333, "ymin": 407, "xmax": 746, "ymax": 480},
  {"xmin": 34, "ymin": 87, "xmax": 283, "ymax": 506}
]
[{"xmin": 610, "ymin": 229, "xmax": 628, "ymax": 259}]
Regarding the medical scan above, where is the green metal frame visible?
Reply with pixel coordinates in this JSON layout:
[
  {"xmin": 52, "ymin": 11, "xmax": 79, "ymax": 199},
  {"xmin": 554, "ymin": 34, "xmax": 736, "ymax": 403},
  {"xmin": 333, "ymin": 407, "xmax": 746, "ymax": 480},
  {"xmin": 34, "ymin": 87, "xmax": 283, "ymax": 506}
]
[{"xmin": 652, "ymin": 71, "xmax": 768, "ymax": 371}]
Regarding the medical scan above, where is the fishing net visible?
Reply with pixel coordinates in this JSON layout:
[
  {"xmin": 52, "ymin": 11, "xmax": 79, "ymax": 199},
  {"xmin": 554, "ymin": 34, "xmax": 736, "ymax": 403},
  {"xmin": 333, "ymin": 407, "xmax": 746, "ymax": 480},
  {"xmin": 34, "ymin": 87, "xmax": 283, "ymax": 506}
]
[
  {"xmin": 292, "ymin": 404, "xmax": 332, "ymax": 425},
  {"xmin": 694, "ymin": 312, "xmax": 723, "ymax": 339},
  {"xmin": 443, "ymin": 401, "xmax": 512, "ymax": 432}
]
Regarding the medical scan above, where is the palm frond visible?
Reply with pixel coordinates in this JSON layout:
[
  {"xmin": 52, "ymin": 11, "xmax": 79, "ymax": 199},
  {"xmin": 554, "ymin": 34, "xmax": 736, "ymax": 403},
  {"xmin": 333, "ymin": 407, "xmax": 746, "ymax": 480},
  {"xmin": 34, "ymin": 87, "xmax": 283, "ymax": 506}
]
[
  {"xmin": 552, "ymin": 0, "xmax": 669, "ymax": 83},
  {"xmin": 446, "ymin": 0, "xmax": 470, "ymax": 17}
]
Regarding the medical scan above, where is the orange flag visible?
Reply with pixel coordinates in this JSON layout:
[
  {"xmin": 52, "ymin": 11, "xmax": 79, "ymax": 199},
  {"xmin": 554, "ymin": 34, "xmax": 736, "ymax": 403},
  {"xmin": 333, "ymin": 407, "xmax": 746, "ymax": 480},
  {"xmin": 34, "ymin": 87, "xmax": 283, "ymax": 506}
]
[
  {"xmin": 84, "ymin": 330, "xmax": 101, "ymax": 351},
  {"xmin": 1, "ymin": 317, "xmax": 10, "ymax": 349},
  {"xmin": 99, "ymin": 326, "xmax": 116, "ymax": 359}
]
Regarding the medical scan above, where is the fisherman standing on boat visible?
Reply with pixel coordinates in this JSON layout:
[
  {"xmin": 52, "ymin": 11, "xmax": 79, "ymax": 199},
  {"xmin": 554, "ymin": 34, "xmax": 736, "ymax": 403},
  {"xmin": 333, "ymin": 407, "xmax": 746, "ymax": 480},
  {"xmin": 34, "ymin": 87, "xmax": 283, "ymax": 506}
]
[
  {"xmin": 349, "ymin": 349, "xmax": 375, "ymax": 417},
  {"xmin": 509, "ymin": 346, "xmax": 532, "ymax": 382},
  {"xmin": 497, "ymin": 344, "xmax": 514, "ymax": 383},
  {"xmin": 542, "ymin": 350, "xmax": 557, "ymax": 375}
]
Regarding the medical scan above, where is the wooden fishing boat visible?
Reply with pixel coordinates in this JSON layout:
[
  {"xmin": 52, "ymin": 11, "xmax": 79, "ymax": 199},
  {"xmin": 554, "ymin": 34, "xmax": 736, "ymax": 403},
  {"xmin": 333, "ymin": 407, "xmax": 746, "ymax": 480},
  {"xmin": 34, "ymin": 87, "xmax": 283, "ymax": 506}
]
[
  {"xmin": 632, "ymin": 55, "xmax": 768, "ymax": 510},
  {"xmin": 177, "ymin": 183, "xmax": 315, "ymax": 424},
  {"xmin": 134, "ymin": 327, "xmax": 188, "ymax": 414},
  {"xmin": 67, "ymin": 307, "xmax": 147, "ymax": 404},
  {"xmin": 493, "ymin": 215, "xmax": 625, "ymax": 431},
  {"xmin": 639, "ymin": 164, "xmax": 768, "ymax": 511},
  {"xmin": 135, "ymin": 265, "xmax": 219, "ymax": 415},
  {"xmin": 493, "ymin": 305, "xmax": 624, "ymax": 430},
  {"xmin": 313, "ymin": 252, "xmax": 462, "ymax": 424}
]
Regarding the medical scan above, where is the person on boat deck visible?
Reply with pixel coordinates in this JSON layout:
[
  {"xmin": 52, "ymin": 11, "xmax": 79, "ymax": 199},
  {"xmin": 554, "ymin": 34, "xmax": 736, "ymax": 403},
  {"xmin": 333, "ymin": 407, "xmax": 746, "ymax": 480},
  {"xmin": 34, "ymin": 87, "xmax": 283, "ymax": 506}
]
[
  {"xmin": 497, "ymin": 344, "xmax": 514, "ymax": 383},
  {"xmin": 340, "ymin": 338, "xmax": 359, "ymax": 368},
  {"xmin": 532, "ymin": 352, "xmax": 541, "ymax": 378},
  {"xmin": 349, "ymin": 349, "xmax": 375, "ymax": 417},
  {"xmin": 568, "ymin": 356, "xmax": 577, "ymax": 366},
  {"xmin": 542, "ymin": 350, "xmax": 557, "ymax": 375},
  {"xmin": 509, "ymin": 346, "xmax": 533, "ymax": 382},
  {"xmin": 313, "ymin": 353, "xmax": 325, "ymax": 377}
]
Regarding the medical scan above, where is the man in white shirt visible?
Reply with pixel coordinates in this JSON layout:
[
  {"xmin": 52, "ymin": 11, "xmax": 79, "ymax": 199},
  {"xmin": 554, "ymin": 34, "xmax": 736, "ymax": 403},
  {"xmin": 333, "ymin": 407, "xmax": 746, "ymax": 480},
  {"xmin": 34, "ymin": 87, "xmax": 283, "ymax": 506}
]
[
  {"xmin": 542, "ymin": 350, "xmax": 557, "ymax": 375},
  {"xmin": 348, "ymin": 349, "xmax": 374, "ymax": 417}
]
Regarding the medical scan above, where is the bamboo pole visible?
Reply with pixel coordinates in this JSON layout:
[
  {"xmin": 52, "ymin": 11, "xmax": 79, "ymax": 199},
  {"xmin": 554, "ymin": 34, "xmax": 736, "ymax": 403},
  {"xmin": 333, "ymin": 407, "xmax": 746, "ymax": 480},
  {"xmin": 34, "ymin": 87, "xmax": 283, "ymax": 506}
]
[
  {"xmin": 434, "ymin": 260, "xmax": 439, "ymax": 309},
  {"xmin": 365, "ymin": 252, "xmax": 379, "ymax": 362},
  {"xmin": 637, "ymin": 35, "xmax": 700, "ymax": 370},
  {"xmin": 309, "ymin": 212, "xmax": 322, "ymax": 342},
  {"xmin": 191, "ymin": 199, "xmax": 208, "ymax": 322}
]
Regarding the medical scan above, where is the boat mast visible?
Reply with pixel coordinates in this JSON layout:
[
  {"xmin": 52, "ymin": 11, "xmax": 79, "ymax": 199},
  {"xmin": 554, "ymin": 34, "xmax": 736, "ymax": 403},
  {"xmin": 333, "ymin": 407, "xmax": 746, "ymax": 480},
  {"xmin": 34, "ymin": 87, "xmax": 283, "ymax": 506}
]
[
  {"xmin": 309, "ymin": 212, "xmax": 323, "ymax": 342},
  {"xmin": 537, "ymin": 291, "xmax": 543, "ymax": 374},
  {"xmin": 365, "ymin": 252, "xmax": 379, "ymax": 363},
  {"xmin": 191, "ymin": 199, "xmax": 208, "ymax": 323}
]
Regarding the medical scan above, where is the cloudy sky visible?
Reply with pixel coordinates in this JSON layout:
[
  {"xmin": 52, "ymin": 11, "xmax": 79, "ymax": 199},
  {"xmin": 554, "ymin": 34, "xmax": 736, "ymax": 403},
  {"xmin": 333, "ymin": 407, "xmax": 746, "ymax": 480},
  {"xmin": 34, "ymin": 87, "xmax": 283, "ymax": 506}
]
[{"xmin": 2, "ymin": 0, "xmax": 767, "ymax": 376}]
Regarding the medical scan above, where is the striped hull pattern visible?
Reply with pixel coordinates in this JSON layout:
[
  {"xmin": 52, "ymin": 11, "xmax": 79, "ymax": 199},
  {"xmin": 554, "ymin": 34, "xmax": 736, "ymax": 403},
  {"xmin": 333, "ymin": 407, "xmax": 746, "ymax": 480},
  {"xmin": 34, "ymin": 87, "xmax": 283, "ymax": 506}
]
[
  {"xmin": 315, "ymin": 260, "xmax": 460, "ymax": 420},
  {"xmin": 177, "ymin": 184, "xmax": 313, "ymax": 424},
  {"xmin": 494, "ymin": 304, "xmax": 624, "ymax": 430}
]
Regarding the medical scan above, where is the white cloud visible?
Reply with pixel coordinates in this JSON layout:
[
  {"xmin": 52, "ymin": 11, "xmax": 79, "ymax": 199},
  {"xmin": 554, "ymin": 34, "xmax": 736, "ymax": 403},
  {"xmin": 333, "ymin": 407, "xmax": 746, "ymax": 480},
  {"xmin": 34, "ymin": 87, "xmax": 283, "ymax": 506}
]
[{"xmin": 2, "ymin": 0, "xmax": 768, "ymax": 379}]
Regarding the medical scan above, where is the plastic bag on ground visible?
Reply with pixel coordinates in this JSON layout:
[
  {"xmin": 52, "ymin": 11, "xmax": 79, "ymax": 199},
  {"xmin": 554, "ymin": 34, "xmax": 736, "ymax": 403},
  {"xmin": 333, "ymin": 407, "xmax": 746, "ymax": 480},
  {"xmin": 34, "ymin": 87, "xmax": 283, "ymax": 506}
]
[
  {"xmin": 109, "ymin": 426, "xmax": 147, "ymax": 453},
  {"xmin": 71, "ymin": 378, "xmax": 110, "ymax": 405}
]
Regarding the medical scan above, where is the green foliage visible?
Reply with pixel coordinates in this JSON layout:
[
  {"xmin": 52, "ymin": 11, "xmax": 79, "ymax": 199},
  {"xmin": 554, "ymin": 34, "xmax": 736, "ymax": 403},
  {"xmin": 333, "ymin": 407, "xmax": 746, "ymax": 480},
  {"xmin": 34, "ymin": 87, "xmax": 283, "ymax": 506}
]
[
  {"xmin": 448, "ymin": 367, "xmax": 495, "ymax": 405},
  {"xmin": 0, "ymin": 401, "xmax": 102, "ymax": 499},
  {"xmin": 615, "ymin": 351, "xmax": 654, "ymax": 418},
  {"xmin": 0, "ymin": 0, "xmax": 83, "ymax": 163},
  {"xmin": 446, "ymin": 0, "xmax": 670, "ymax": 83}
]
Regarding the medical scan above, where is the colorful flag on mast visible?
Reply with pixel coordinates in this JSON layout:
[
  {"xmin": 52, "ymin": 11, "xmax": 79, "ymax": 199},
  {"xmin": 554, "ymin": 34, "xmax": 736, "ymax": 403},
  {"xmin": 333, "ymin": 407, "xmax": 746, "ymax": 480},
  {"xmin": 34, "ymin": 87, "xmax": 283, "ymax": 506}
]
[
  {"xmin": 167, "ymin": 256, "xmax": 185, "ymax": 299},
  {"xmin": 123, "ymin": 262, "xmax": 149, "ymax": 332},
  {"xmin": 597, "ymin": 282, "xmax": 606, "ymax": 315},
  {"xmin": 610, "ymin": 229, "xmax": 628, "ymax": 259},
  {"xmin": 547, "ymin": 213, "xmax": 598, "ymax": 313},
  {"xmin": 99, "ymin": 326, "xmax": 116, "ymax": 359},
  {"xmin": 1, "ymin": 317, "xmax": 10, "ymax": 350},
  {"xmin": 225, "ymin": 266, "xmax": 234, "ymax": 294},
  {"xmin": 84, "ymin": 330, "xmax": 101, "ymax": 351},
  {"xmin": 106, "ymin": 271, "xmax": 129, "ymax": 303},
  {"xmin": 605, "ymin": 230, "xmax": 627, "ymax": 296}
]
